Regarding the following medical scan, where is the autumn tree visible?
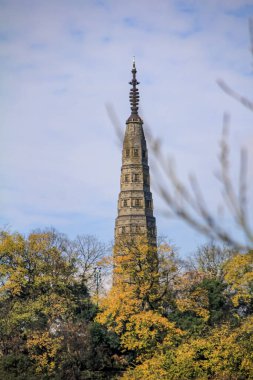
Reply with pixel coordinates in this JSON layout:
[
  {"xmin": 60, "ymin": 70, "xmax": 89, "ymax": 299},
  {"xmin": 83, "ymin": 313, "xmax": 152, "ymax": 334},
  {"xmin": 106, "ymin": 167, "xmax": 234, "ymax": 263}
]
[
  {"xmin": 97, "ymin": 236, "xmax": 183, "ymax": 364},
  {"xmin": 223, "ymin": 250, "xmax": 253, "ymax": 316},
  {"xmin": 121, "ymin": 315, "xmax": 253, "ymax": 380},
  {"xmin": 0, "ymin": 229, "xmax": 118, "ymax": 379},
  {"xmin": 119, "ymin": 250, "xmax": 253, "ymax": 379},
  {"xmin": 71, "ymin": 234, "xmax": 107, "ymax": 295}
]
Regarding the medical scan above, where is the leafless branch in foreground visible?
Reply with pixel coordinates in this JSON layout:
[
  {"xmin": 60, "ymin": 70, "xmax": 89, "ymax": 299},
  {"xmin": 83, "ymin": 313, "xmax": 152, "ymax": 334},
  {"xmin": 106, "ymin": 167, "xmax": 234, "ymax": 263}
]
[
  {"xmin": 108, "ymin": 101, "xmax": 252, "ymax": 251},
  {"xmin": 217, "ymin": 19, "xmax": 253, "ymax": 112},
  {"xmin": 217, "ymin": 79, "xmax": 253, "ymax": 112},
  {"xmin": 107, "ymin": 21, "xmax": 253, "ymax": 252},
  {"xmin": 150, "ymin": 116, "xmax": 252, "ymax": 251}
]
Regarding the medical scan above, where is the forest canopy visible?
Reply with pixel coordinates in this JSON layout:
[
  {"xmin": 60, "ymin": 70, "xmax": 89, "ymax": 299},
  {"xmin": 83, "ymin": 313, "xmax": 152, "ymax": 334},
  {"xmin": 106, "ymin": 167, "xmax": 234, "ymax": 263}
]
[{"xmin": 0, "ymin": 228, "xmax": 252, "ymax": 379}]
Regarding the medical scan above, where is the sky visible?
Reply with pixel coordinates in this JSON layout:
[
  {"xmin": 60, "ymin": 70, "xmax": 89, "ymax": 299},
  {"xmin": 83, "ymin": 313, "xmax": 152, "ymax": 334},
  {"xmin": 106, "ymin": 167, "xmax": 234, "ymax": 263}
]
[{"xmin": 1, "ymin": 0, "xmax": 252, "ymax": 256}]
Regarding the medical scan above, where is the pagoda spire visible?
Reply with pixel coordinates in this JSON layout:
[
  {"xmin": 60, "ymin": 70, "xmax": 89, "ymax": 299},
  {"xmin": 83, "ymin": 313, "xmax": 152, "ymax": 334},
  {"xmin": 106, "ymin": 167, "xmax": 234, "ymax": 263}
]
[
  {"xmin": 127, "ymin": 57, "xmax": 142, "ymax": 122},
  {"xmin": 115, "ymin": 61, "xmax": 157, "ymax": 246}
]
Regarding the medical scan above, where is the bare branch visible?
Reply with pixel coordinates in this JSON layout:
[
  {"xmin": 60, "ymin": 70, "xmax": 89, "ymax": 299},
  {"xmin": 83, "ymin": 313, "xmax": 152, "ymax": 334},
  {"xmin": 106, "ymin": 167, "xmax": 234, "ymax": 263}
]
[
  {"xmin": 108, "ymin": 22, "xmax": 253, "ymax": 251},
  {"xmin": 217, "ymin": 79, "xmax": 253, "ymax": 112}
]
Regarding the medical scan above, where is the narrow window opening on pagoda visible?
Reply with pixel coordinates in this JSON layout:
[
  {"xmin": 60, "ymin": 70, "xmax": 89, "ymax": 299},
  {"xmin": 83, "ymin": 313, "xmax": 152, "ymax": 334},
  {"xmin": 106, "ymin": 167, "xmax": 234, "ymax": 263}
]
[
  {"xmin": 135, "ymin": 199, "xmax": 141, "ymax": 207},
  {"xmin": 133, "ymin": 174, "xmax": 139, "ymax": 182},
  {"xmin": 126, "ymin": 148, "xmax": 130, "ymax": 157},
  {"xmin": 133, "ymin": 148, "xmax": 139, "ymax": 157},
  {"xmin": 123, "ymin": 199, "xmax": 128, "ymax": 207},
  {"xmin": 125, "ymin": 174, "xmax": 129, "ymax": 182}
]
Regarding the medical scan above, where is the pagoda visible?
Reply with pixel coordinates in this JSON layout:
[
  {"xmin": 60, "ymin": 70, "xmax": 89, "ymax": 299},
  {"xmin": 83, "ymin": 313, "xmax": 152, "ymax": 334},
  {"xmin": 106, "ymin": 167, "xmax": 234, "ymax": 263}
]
[{"xmin": 115, "ymin": 59, "xmax": 157, "ymax": 246}]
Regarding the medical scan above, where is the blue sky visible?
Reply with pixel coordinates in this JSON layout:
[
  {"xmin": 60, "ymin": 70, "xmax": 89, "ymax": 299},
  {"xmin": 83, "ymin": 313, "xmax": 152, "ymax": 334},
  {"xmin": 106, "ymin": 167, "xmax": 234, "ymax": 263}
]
[{"xmin": 0, "ymin": 0, "xmax": 252, "ymax": 256}]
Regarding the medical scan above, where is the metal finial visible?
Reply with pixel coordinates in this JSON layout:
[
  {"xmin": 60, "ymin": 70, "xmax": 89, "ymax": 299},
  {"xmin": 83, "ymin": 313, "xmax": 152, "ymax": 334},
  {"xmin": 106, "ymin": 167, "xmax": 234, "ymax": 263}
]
[{"xmin": 129, "ymin": 58, "xmax": 139, "ymax": 116}]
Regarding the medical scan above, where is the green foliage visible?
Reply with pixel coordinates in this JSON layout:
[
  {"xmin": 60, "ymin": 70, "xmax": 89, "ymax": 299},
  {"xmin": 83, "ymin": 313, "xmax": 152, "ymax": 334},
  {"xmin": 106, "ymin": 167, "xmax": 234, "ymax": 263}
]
[
  {"xmin": 118, "ymin": 246, "xmax": 253, "ymax": 379},
  {"xmin": 97, "ymin": 237, "xmax": 183, "ymax": 364},
  {"xmin": 123, "ymin": 316, "xmax": 253, "ymax": 380},
  {"xmin": 0, "ymin": 229, "xmax": 120, "ymax": 379},
  {"xmin": 224, "ymin": 250, "xmax": 253, "ymax": 314},
  {"xmin": 200, "ymin": 278, "xmax": 232, "ymax": 325},
  {"xmin": 1, "ymin": 230, "xmax": 253, "ymax": 379},
  {"xmin": 0, "ymin": 354, "xmax": 39, "ymax": 380}
]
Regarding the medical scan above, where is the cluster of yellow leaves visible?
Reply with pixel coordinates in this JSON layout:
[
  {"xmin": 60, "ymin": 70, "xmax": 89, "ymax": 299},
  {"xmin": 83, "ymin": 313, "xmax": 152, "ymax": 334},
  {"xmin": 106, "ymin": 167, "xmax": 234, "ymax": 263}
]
[
  {"xmin": 114, "ymin": 237, "xmax": 159, "ymax": 285},
  {"xmin": 174, "ymin": 271, "xmax": 210, "ymax": 321},
  {"xmin": 0, "ymin": 232, "xmax": 74, "ymax": 298},
  {"xmin": 122, "ymin": 316, "xmax": 253, "ymax": 379},
  {"xmin": 0, "ymin": 232, "xmax": 27, "ymax": 297},
  {"xmin": 0, "ymin": 230, "xmax": 79, "ymax": 375},
  {"xmin": 224, "ymin": 251, "xmax": 253, "ymax": 306},
  {"xmin": 120, "ymin": 353, "xmax": 168, "ymax": 380},
  {"xmin": 121, "ymin": 310, "xmax": 183, "ymax": 358},
  {"xmin": 98, "ymin": 238, "xmax": 162, "ymax": 331},
  {"xmin": 97, "ymin": 285, "xmax": 141, "ymax": 335},
  {"xmin": 27, "ymin": 331, "xmax": 63, "ymax": 373},
  {"xmin": 98, "ymin": 283, "xmax": 183, "ymax": 362},
  {"xmin": 97, "ymin": 237, "xmax": 183, "ymax": 362}
]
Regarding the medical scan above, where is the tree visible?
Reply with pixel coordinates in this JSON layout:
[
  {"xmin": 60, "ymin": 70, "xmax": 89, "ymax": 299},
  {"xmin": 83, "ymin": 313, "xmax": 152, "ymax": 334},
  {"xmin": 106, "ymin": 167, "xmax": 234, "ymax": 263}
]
[
  {"xmin": 97, "ymin": 237, "xmax": 183, "ymax": 364},
  {"xmin": 189, "ymin": 243, "xmax": 236, "ymax": 279},
  {"xmin": 71, "ymin": 234, "xmax": 107, "ymax": 293},
  {"xmin": 121, "ymin": 315, "xmax": 253, "ymax": 380},
  {"xmin": 117, "ymin": 247, "xmax": 253, "ymax": 379},
  {"xmin": 223, "ymin": 250, "xmax": 253, "ymax": 315},
  {"xmin": 0, "ymin": 229, "xmax": 119, "ymax": 379},
  {"xmin": 0, "ymin": 229, "xmax": 76, "ymax": 375}
]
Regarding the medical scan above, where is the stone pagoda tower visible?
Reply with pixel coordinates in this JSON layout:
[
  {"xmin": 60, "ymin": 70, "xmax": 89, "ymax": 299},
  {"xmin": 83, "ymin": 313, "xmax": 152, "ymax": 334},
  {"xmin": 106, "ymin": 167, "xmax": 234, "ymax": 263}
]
[{"xmin": 115, "ymin": 60, "xmax": 157, "ymax": 245}]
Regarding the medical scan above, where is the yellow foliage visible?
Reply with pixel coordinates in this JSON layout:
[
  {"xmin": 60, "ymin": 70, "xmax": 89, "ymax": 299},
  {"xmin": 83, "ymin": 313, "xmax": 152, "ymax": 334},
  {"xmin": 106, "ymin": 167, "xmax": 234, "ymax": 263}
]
[
  {"xmin": 97, "ymin": 237, "xmax": 167, "ymax": 335},
  {"xmin": 27, "ymin": 331, "xmax": 62, "ymax": 373},
  {"xmin": 224, "ymin": 251, "xmax": 253, "ymax": 306},
  {"xmin": 0, "ymin": 233, "xmax": 27, "ymax": 298},
  {"xmin": 97, "ymin": 237, "xmax": 183, "ymax": 362},
  {"xmin": 174, "ymin": 271, "xmax": 210, "ymax": 321},
  {"xmin": 97, "ymin": 285, "xmax": 141, "ymax": 335},
  {"xmin": 120, "ymin": 354, "xmax": 168, "ymax": 380},
  {"xmin": 121, "ymin": 310, "xmax": 182, "ymax": 357},
  {"xmin": 122, "ymin": 317, "xmax": 253, "ymax": 379}
]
